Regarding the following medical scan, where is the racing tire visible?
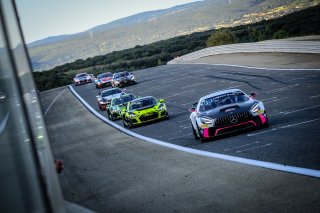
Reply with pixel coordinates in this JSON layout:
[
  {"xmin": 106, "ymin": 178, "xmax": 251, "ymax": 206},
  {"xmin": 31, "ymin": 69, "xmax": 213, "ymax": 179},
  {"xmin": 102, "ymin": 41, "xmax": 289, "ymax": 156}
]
[
  {"xmin": 108, "ymin": 112, "xmax": 114, "ymax": 121},
  {"xmin": 164, "ymin": 113, "xmax": 169, "ymax": 120},
  {"xmin": 122, "ymin": 120, "xmax": 127, "ymax": 128},
  {"xmin": 192, "ymin": 124, "xmax": 199, "ymax": 140},
  {"xmin": 123, "ymin": 118, "xmax": 132, "ymax": 129}
]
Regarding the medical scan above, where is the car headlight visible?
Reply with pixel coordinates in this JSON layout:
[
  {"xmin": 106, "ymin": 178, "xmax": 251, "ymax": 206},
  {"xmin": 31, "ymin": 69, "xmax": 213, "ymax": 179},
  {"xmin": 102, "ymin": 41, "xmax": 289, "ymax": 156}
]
[
  {"xmin": 158, "ymin": 104, "xmax": 166, "ymax": 111},
  {"xmin": 114, "ymin": 80, "xmax": 119, "ymax": 84},
  {"xmin": 100, "ymin": 101, "xmax": 106, "ymax": 104},
  {"xmin": 200, "ymin": 117, "xmax": 214, "ymax": 124},
  {"xmin": 129, "ymin": 113, "xmax": 137, "ymax": 118},
  {"xmin": 131, "ymin": 76, "xmax": 135, "ymax": 80},
  {"xmin": 251, "ymin": 103, "xmax": 261, "ymax": 113}
]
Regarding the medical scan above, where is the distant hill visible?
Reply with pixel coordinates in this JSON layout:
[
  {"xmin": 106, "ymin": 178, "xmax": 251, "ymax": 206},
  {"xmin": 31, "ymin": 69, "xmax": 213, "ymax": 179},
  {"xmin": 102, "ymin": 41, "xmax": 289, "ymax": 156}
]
[
  {"xmin": 33, "ymin": 4, "xmax": 320, "ymax": 91},
  {"xmin": 28, "ymin": 0, "xmax": 319, "ymax": 71}
]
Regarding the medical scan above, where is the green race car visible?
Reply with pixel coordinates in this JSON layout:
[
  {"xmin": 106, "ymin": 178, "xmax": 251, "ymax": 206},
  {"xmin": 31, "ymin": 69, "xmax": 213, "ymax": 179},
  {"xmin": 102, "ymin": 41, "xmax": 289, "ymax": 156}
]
[
  {"xmin": 122, "ymin": 96, "xmax": 169, "ymax": 128},
  {"xmin": 107, "ymin": 93, "xmax": 136, "ymax": 121}
]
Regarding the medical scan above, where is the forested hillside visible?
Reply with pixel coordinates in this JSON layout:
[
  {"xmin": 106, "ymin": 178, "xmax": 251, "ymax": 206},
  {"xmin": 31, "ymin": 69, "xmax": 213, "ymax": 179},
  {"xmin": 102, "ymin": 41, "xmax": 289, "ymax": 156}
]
[
  {"xmin": 34, "ymin": 5, "xmax": 320, "ymax": 91},
  {"xmin": 29, "ymin": 0, "xmax": 319, "ymax": 71}
]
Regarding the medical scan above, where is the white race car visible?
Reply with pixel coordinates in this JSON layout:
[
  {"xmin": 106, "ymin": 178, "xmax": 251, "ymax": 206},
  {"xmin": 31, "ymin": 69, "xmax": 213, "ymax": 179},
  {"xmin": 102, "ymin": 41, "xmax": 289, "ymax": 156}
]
[{"xmin": 73, "ymin": 73, "xmax": 91, "ymax": 86}]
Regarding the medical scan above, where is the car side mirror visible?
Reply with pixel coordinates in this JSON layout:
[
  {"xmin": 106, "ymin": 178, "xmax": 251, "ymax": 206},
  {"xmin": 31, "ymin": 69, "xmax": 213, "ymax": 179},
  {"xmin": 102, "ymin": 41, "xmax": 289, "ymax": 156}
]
[
  {"xmin": 189, "ymin": 107, "xmax": 196, "ymax": 112},
  {"xmin": 159, "ymin": 99, "xmax": 164, "ymax": 103},
  {"xmin": 250, "ymin": 92, "xmax": 257, "ymax": 98}
]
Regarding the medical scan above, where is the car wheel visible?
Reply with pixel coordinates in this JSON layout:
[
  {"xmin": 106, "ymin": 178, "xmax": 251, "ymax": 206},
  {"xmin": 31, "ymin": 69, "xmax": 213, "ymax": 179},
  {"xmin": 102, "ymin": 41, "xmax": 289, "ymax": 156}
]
[
  {"xmin": 126, "ymin": 120, "xmax": 132, "ymax": 129},
  {"xmin": 108, "ymin": 113, "xmax": 114, "ymax": 121},
  {"xmin": 123, "ymin": 119, "xmax": 132, "ymax": 128},
  {"xmin": 123, "ymin": 120, "xmax": 127, "ymax": 128},
  {"xmin": 165, "ymin": 113, "xmax": 169, "ymax": 120},
  {"xmin": 192, "ymin": 124, "xmax": 199, "ymax": 140}
]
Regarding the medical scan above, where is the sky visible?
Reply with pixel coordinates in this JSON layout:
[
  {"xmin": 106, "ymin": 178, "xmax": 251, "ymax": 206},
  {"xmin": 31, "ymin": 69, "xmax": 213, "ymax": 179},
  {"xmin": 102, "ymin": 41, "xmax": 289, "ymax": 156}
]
[{"xmin": 15, "ymin": 0, "xmax": 198, "ymax": 44}]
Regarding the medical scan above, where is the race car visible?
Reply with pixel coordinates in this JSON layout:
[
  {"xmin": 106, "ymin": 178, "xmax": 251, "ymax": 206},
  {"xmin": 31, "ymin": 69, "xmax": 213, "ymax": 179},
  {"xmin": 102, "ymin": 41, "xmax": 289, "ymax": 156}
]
[
  {"xmin": 96, "ymin": 88, "xmax": 126, "ymax": 111},
  {"xmin": 95, "ymin": 72, "xmax": 113, "ymax": 88},
  {"xmin": 106, "ymin": 93, "xmax": 136, "ymax": 121},
  {"xmin": 111, "ymin": 71, "xmax": 136, "ymax": 88},
  {"xmin": 122, "ymin": 96, "xmax": 169, "ymax": 128},
  {"xmin": 189, "ymin": 89, "xmax": 268, "ymax": 142},
  {"xmin": 73, "ymin": 73, "xmax": 92, "ymax": 86}
]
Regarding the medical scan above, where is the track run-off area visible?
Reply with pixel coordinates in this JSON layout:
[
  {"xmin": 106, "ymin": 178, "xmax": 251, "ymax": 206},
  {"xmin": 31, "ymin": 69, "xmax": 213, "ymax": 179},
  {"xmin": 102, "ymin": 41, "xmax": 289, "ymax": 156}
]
[{"xmin": 71, "ymin": 63, "xmax": 320, "ymax": 172}]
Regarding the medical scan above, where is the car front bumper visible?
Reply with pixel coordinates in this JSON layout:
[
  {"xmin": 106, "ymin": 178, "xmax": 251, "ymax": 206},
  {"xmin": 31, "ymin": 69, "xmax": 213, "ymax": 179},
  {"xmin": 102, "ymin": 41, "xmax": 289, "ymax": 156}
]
[{"xmin": 200, "ymin": 114, "xmax": 267, "ymax": 138}]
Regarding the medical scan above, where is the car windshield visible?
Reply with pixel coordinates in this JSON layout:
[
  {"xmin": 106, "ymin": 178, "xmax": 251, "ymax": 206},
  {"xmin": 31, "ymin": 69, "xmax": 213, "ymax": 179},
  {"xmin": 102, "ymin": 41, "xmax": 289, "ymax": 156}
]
[
  {"xmin": 101, "ymin": 88, "xmax": 122, "ymax": 97},
  {"xmin": 114, "ymin": 73, "xmax": 125, "ymax": 79},
  {"xmin": 112, "ymin": 98, "xmax": 122, "ymax": 106},
  {"xmin": 76, "ymin": 74, "xmax": 87, "ymax": 78},
  {"xmin": 121, "ymin": 94, "xmax": 135, "ymax": 103},
  {"xmin": 129, "ymin": 97, "xmax": 156, "ymax": 110},
  {"xmin": 199, "ymin": 92, "xmax": 249, "ymax": 112},
  {"xmin": 98, "ymin": 73, "xmax": 112, "ymax": 79}
]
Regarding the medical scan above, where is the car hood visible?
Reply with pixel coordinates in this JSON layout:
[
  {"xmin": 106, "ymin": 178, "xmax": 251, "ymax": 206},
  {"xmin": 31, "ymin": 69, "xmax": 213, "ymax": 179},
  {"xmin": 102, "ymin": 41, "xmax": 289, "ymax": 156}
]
[
  {"xmin": 102, "ymin": 93, "xmax": 122, "ymax": 101},
  {"xmin": 115, "ymin": 77, "xmax": 128, "ymax": 81},
  {"xmin": 200, "ymin": 99, "xmax": 257, "ymax": 118},
  {"xmin": 130, "ymin": 104, "xmax": 158, "ymax": 114},
  {"xmin": 75, "ymin": 76, "xmax": 88, "ymax": 80},
  {"xmin": 101, "ymin": 77, "xmax": 112, "ymax": 82}
]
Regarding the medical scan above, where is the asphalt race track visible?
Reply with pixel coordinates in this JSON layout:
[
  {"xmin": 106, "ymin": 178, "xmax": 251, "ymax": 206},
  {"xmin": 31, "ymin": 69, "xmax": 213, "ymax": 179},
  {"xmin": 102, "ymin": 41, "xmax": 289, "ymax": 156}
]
[{"xmin": 72, "ymin": 64, "xmax": 320, "ymax": 170}]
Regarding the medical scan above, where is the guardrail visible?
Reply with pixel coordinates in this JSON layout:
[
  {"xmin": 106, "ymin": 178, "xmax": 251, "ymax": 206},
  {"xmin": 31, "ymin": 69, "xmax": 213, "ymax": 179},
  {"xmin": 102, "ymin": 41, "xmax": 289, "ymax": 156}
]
[{"xmin": 168, "ymin": 39, "xmax": 320, "ymax": 64}]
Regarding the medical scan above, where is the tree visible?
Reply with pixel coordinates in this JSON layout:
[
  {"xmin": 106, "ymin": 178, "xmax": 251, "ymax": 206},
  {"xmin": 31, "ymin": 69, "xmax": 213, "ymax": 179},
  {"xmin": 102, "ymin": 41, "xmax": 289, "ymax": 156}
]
[
  {"xmin": 272, "ymin": 29, "xmax": 289, "ymax": 39},
  {"xmin": 206, "ymin": 29, "xmax": 238, "ymax": 47}
]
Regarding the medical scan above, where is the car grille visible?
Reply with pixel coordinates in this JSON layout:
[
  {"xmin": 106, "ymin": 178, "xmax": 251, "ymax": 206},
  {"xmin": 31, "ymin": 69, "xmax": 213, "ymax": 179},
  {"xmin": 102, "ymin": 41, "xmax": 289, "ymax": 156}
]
[
  {"xmin": 139, "ymin": 112, "xmax": 159, "ymax": 122},
  {"xmin": 215, "ymin": 112, "xmax": 251, "ymax": 127}
]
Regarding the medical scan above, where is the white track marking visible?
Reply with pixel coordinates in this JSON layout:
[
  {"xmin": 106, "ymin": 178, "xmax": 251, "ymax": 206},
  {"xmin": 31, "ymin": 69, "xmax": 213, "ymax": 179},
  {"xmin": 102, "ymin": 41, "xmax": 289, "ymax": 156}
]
[
  {"xmin": 248, "ymin": 118, "xmax": 320, "ymax": 136},
  {"xmin": 261, "ymin": 97, "xmax": 278, "ymax": 101},
  {"xmin": 264, "ymin": 97, "xmax": 288, "ymax": 103},
  {"xmin": 280, "ymin": 105, "xmax": 320, "ymax": 115},
  {"xmin": 236, "ymin": 143, "xmax": 273, "ymax": 153},
  {"xmin": 69, "ymin": 85, "xmax": 320, "ymax": 178},
  {"xmin": 266, "ymin": 84, "xmax": 299, "ymax": 94},
  {"xmin": 224, "ymin": 141, "xmax": 260, "ymax": 151},
  {"xmin": 44, "ymin": 89, "xmax": 66, "ymax": 116},
  {"xmin": 311, "ymin": 94, "xmax": 320, "ymax": 99}
]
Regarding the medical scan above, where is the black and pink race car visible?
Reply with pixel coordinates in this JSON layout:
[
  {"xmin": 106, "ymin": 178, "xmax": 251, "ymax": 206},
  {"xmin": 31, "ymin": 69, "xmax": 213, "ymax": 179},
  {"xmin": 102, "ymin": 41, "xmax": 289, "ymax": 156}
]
[{"xmin": 189, "ymin": 89, "xmax": 268, "ymax": 142}]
